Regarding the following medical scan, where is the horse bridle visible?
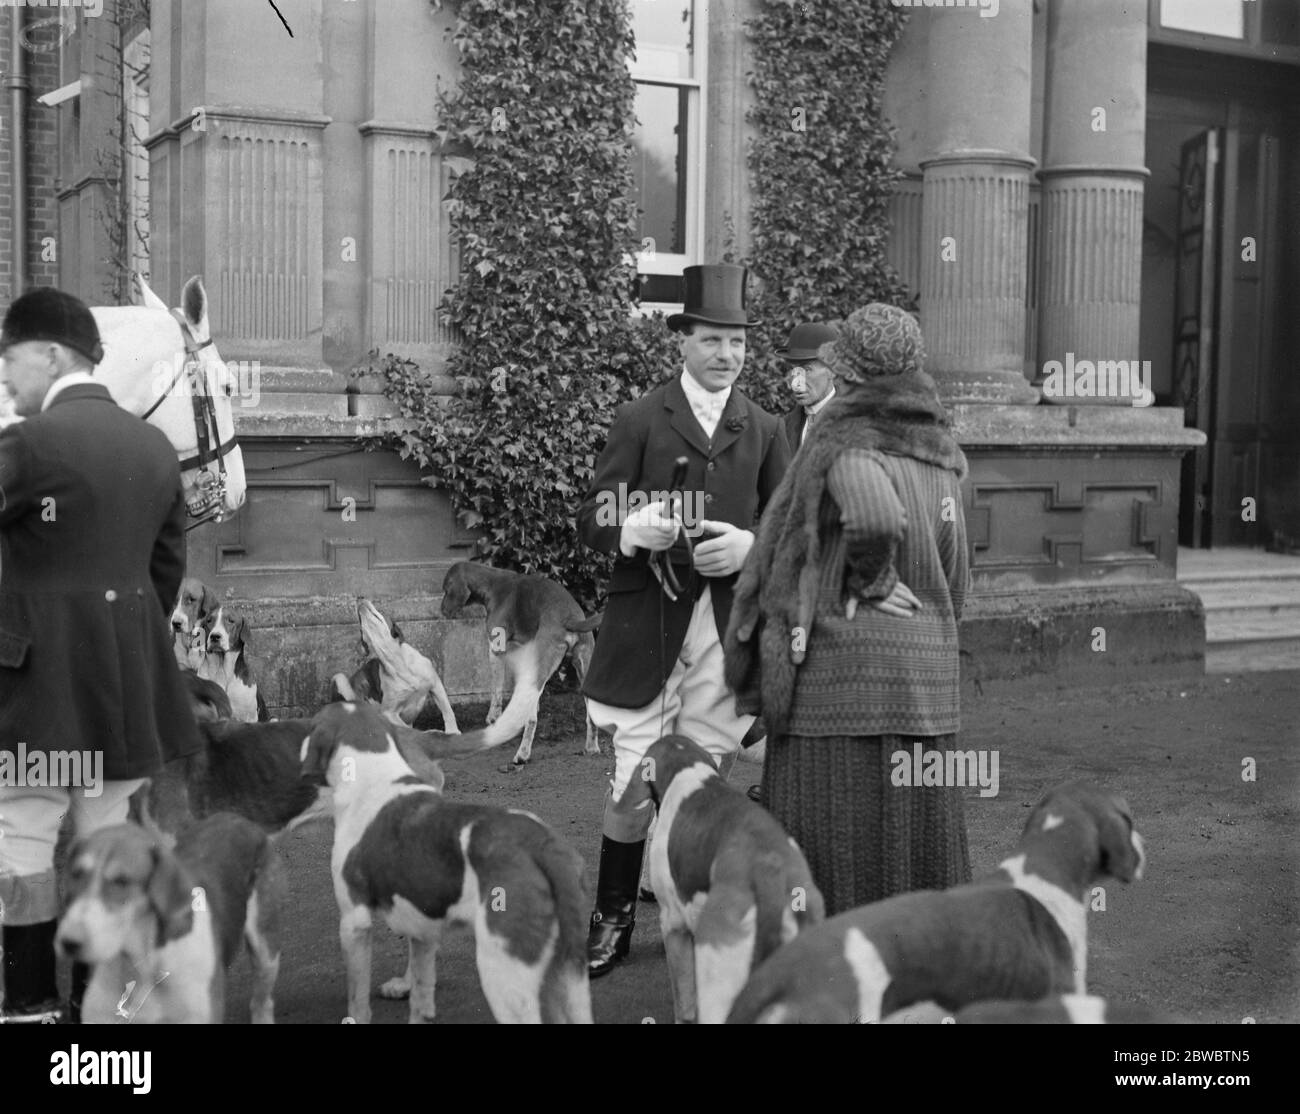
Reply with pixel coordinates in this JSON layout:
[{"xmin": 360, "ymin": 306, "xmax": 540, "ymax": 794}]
[{"xmin": 140, "ymin": 308, "xmax": 239, "ymax": 530}]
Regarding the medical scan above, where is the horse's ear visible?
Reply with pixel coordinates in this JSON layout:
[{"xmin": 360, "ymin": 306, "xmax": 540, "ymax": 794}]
[
  {"xmin": 136, "ymin": 273, "xmax": 169, "ymax": 312},
  {"xmin": 181, "ymin": 275, "xmax": 210, "ymax": 338}
]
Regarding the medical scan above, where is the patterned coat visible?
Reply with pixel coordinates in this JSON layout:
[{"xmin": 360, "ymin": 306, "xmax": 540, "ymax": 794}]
[
  {"xmin": 578, "ymin": 374, "xmax": 790, "ymax": 709},
  {"xmin": 0, "ymin": 383, "xmax": 202, "ymax": 779}
]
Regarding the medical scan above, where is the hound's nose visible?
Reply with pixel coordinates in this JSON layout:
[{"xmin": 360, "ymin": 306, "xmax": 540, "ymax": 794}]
[{"xmin": 56, "ymin": 933, "xmax": 83, "ymax": 961}]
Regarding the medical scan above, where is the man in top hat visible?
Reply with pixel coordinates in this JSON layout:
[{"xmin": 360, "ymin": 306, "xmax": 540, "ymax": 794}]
[
  {"xmin": 776, "ymin": 321, "xmax": 841, "ymax": 450},
  {"xmin": 575, "ymin": 263, "xmax": 791, "ymax": 976},
  {"xmin": 0, "ymin": 288, "xmax": 201, "ymax": 1023}
]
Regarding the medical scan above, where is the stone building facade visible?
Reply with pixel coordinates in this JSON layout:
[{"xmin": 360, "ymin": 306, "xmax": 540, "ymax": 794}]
[{"xmin": 2, "ymin": 0, "xmax": 1296, "ymax": 712}]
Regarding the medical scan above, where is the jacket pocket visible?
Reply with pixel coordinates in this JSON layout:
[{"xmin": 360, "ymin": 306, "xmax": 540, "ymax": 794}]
[{"xmin": 0, "ymin": 627, "xmax": 30, "ymax": 668}]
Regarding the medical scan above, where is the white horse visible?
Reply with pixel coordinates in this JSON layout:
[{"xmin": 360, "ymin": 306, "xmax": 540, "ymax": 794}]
[{"xmin": 92, "ymin": 275, "xmax": 247, "ymax": 526}]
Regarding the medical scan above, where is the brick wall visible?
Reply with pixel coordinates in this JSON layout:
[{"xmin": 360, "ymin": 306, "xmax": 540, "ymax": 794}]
[{"xmin": 0, "ymin": 18, "xmax": 65, "ymax": 305}]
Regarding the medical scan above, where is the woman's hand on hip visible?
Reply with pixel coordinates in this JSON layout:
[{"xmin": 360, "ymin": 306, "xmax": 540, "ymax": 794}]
[{"xmin": 846, "ymin": 580, "xmax": 922, "ymax": 620}]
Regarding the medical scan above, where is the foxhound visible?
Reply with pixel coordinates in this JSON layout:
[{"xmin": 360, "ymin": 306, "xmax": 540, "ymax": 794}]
[
  {"xmin": 727, "ymin": 781, "xmax": 1146, "ymax": 1024},
  {"xmin": 440, "ymin": 561, "xmax": 601, "ymax": 765},
  {"xmin": 300, "ymin": 702, "xmax": 592, "ymax": 1023},
  {"xmin": 330, "ymin": 598, "xmax": 459, "ymax": 732},
  {"xmin": 56, "ymin": 814, "xmax": 287, "ymax": 1024},
  {"xmin": 171, "ymin": 577, "xmax": 218, "ymax": 670},
  {"xmin": 197, "ymin": 605, "xmax": 268, "ymax": 723}
]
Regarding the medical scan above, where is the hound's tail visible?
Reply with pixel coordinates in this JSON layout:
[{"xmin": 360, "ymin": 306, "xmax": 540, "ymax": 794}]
[
  {"xmin": 388, "ymin": 687, "xmax": 535, "ymax": 760},
  {"xmin": 564, "ymin": 613, "xmax": 602, "ymax": 634},
  {"xmin": 534, "ymin": 831, "xmax": 593, "ymax": 1024}
]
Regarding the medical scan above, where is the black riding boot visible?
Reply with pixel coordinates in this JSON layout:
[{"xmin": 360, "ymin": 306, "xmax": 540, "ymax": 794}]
[
  {"xmin": 1, "ymin": 921, "xmax": 61, "ymax": 1024},
  {"xmin": 586, "ymin": 837, "xmax": 645, "ymax": 978}
]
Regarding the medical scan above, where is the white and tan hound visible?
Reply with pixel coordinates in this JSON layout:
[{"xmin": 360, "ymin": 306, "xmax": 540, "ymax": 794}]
[
  {"xmin": 56, "ymin": 814, "xmax": 287, "ymax": 1024},
  {"xmin": 171, "ymin": 577, "xmax": 218, "ymax": 670},
  {"xmin": 330, "ymin": 598, "xmax": 459, "ymax": 733},
  {"xmin": 197, "ymin": 605, "xmax": 268, "ymax": 723},
  {"xmin": 299, "ymin": 701, "xmax": 592, "ymax": 1024},
  {"xmin": 727, "ymin": 781, "xmax": 1146, "ymax": 1024},
  {"xmin": 440, "ymin": 561, "xmax": 601, "ymax": 765},
  {"xmin": 617, "ymin": 734, "xmax": 825, "ymax": 1023}
]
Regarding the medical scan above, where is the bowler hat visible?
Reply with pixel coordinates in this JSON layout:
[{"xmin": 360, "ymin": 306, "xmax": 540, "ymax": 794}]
[
  {"xmin": 666, "ymin": 264, "xmax": 761, "ymax": 332},
  {"xmin": 775, "ymin": 322, "xmax": 840, "ymax": 363},
  {"xmin": 0, "ymin": 288, "xmax": 104, "ymax": 366}
]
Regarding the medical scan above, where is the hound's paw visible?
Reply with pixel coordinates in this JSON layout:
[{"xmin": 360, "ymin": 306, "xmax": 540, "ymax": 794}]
[{"xmin": 377, "ymin": 976, "xmax": 411, "ymax": 1000}]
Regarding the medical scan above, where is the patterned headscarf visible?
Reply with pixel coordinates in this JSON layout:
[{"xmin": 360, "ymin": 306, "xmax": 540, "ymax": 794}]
[{"xmin": 819, "ymin": 302, "xmax": 923, "ymax": 381}]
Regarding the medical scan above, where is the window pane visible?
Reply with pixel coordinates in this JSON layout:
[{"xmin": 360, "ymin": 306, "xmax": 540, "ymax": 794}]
[
  {"xmin": 1160, "ymin": 0, "xmax": 1246, "ymax": 39},
  {"xmin": 638, "ymin": 274, "xmax": 685, "ymax": 304},
  {"xmin": 631, "ymin": 83, "xmax": 689, "ymax": 257},
  {"xmin": 631, "ymin": 0, "xmax": 693, "ymax": 78},
  {"xmin": 1261, "ymin": 0, "xmax": 1300, "ymax": 46}
]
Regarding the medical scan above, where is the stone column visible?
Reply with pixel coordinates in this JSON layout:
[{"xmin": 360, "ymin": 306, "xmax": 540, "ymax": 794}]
[
  {"xmin": 1037, "ymin": 0, "xmax": 1149, "ymax": 405},
  {"xmin": 919, "ymin": 1, "xmax": 1038, "ymax": 404},
  {"xmin": 705, "ymin": 0, "xmax": 759, "ymax": 263}
]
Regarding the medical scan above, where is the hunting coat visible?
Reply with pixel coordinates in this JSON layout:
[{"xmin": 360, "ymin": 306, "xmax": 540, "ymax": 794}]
[
  {"xmin": 0, "ymin": 383, "xmax": 202, "ymax": 779},
  {"xmin": 578, "ymin": 374, "xmax": 790, "ymax": 708}
]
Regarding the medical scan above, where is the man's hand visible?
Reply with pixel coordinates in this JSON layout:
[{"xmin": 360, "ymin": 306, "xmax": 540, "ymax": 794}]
[
  {"xmin": 620, "ymin": 502, "xmax": 681, "ymax": 556},
  {"xmin": 845, "ymin": 580, "xmax": 922, "ymax": 620},
  {"xmin": 693, "ymin": 520, "xmax": 754, "ymax": 577}
]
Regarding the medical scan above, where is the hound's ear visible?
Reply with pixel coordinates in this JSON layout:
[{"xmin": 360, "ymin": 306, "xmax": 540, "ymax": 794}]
[
  {"xmin": 299, "ymin": 728, "xmax": 336, "ymax": 783},
  {"xmin": 200, "ymin": 587, "xmax": 220, "ymax": 616},
  {"xmin": 147, "ymin": 845, "xmax": 196, "ymax": 945},
  {"xmin": 613, "ymin": 756, "xmax": 657, "ymax": 814},
  {"xmin": 390, "ymin": 619, "xmax": 404, "ymax": 641},
  {"xmin": 1098, "ymin": 796, "xmax": 1145, "ymax": 883},
  {"xmin": 359, "ymin": 658, "xmax": 383, "ymax": 702},
  {"xmin": 233, "ymin": 618, "xmax": 251, "ymax": 649}
]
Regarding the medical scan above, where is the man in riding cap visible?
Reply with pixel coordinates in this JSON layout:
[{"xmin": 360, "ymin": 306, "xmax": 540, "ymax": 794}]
[{"xmin": 0, "ymin": 288, "xmax": 202, "ymax": 1023}]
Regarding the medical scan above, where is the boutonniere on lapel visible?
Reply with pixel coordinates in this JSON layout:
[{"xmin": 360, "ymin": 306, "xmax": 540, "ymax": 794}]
[{"xmin": 724, "ymin": 413, "xmax": 747, "ymax": 433}]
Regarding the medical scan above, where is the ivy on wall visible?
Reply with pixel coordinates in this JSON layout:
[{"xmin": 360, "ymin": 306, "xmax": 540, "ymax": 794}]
[
  {"xmin": 380, "ymin": 0, "xmax": 678, "ymax": 610},
  {"xmin": 740, "ymin": 0, "xmax": 912, "ymax": 413}
]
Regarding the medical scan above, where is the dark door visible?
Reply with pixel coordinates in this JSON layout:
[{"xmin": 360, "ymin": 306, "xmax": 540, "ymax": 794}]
[{"xmin": 1172, "ymin": 128, "xmax": 1222, "ymax": 547}]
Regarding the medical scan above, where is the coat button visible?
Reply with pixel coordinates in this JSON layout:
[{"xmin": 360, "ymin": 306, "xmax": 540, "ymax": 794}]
[
  {"xmin": 707, "ymin": 462, "xmax": 716, "ymax": 471},
  {"xmin": 105, "ymin": 590, "xmax": 117, "ymax": 602},
  {"xmin": 704, "ymin": 494, "xmax": 714, "ymax": 503},
  {"xmin": 137, "ymin": 588, "xmax": 145, "ymax": 597}
]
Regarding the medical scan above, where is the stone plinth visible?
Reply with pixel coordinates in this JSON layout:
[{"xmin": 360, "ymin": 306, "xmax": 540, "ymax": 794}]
[{"xmin": 954, "ymin": 404, "xmax": 1208, "ymax": 686}]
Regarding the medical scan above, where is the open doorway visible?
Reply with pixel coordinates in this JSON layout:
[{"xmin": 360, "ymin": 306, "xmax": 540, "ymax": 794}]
[{"xmin": 1144, "ymin": 48, "xmax": 1300, "ymax": 550}]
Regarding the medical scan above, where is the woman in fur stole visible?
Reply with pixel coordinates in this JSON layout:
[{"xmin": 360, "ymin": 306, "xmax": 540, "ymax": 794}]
[{"xmin": 724, "ymin": 302, "xmax": 972, "ymax": 915}]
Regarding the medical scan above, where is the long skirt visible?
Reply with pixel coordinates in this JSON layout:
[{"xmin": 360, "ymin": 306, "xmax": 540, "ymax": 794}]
[{"xmin": 764, "ymin": 732, "xmax": 971, "ymax": 917}]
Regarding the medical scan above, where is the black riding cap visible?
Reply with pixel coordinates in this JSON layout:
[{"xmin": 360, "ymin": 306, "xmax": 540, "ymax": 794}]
[{"xmin": 0, "ymin": 287, "xmax": 104, "ymax": 365}]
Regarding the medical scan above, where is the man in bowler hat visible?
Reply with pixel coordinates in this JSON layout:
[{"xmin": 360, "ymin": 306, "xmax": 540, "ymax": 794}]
[
  {"xmin": 776, "ymin": 321, "xmax": 841, "ymax": 450},
  {"xmin": 0, "ymin": 288, "xmax": 202, "ymax": 1022},
  {"xmin": 576, "ymin": 264, "xmax": 791, "ymax": 976}
]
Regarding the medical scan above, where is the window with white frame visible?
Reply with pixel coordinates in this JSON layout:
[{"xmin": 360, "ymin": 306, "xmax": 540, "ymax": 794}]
[{"xmin": 629, "ymin": 1, "xmax": 704, "ymax": 306}]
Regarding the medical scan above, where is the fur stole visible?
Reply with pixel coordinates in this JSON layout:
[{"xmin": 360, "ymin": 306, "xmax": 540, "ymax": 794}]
[{"xmin": 723, "ymin": 369, "xmax": 967, "ymax": 734}]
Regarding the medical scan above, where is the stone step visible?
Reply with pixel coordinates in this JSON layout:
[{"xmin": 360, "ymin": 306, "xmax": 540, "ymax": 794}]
[
  {"xmin": 1206, "ymin": 637, "xmax": 1300, "ymax": 674},
  {"xmin": 1191, "ymin": 580, "xmax": 1300, "ymax": 612},
  {"xmin": 1178, "ymin": 549, "xmax": 1300, "ymax": 582},
  {"xmin": 1204, "ymin": 612, "xmax": 1300, "ymax": 643}
]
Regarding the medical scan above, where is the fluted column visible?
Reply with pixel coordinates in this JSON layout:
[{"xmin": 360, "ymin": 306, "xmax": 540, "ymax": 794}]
[
  {"xmin": 919, "ymin": 1, "xmax": 1038, "ymax": 405},
  {"xmin": 1037, "ymin": 0, "xmax": 1149, "ymax": 405}
]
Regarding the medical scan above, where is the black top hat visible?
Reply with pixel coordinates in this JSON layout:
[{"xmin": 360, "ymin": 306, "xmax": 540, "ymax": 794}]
[
  {"xmin": 0, "ymin": 288, "xmax": 104, "ymax": 365},
  {"xmin": 666, "ymin": 264, "xmax": 762, "ymax": 332},
  {"xmin": 775, "ymin": 322, "xmax": 840, "ymax": 362}
]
